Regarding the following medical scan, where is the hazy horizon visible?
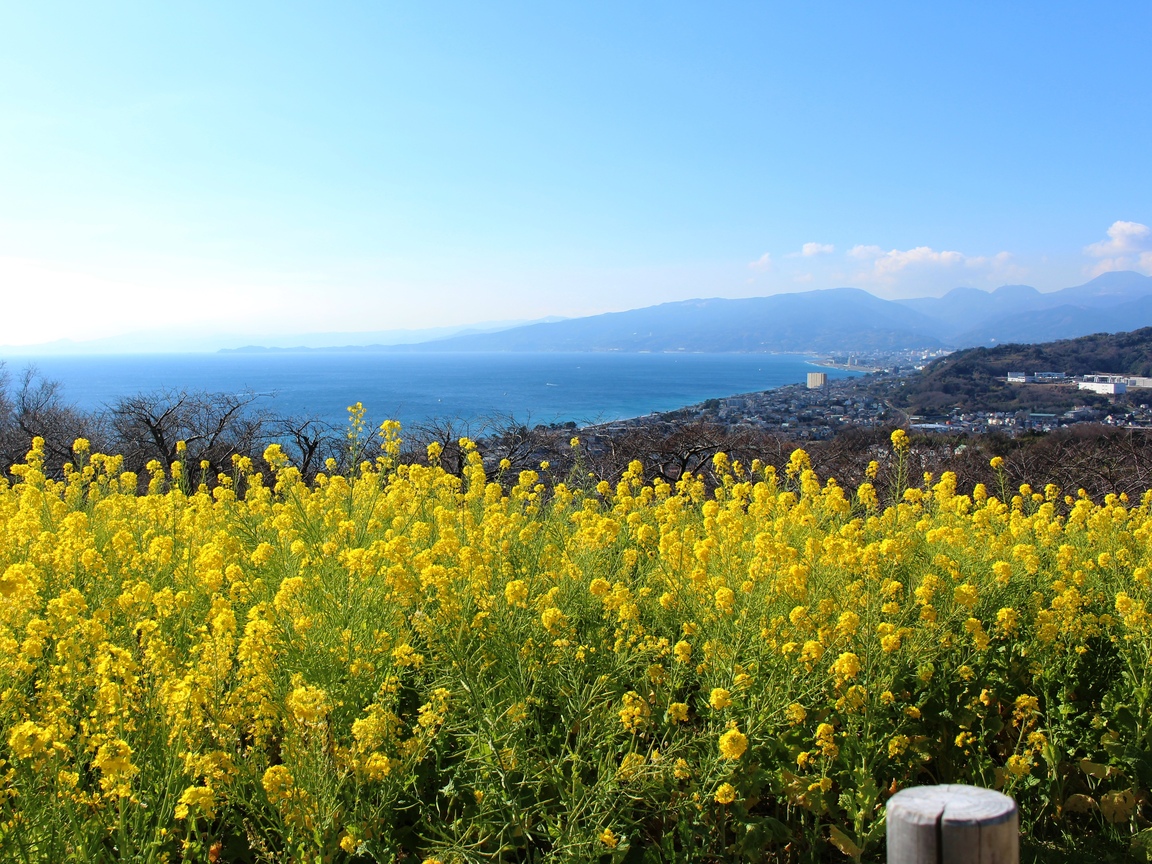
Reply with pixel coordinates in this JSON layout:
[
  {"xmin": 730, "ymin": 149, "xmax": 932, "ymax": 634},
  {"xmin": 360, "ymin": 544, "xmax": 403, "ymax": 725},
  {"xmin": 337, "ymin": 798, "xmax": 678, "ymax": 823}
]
[
  {"xmin": 0, "ymin": 314, "xmax": 570, "ymax": 355},
  {"xmin": 3, "ymin": 270, "xmax": 1151, "ymax": 355}
]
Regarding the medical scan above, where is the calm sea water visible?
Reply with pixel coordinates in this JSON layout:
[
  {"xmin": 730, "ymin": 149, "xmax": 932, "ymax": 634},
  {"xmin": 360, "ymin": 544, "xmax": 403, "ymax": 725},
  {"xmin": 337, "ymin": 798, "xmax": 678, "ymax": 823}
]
[{"xmin": 6, "ymin": 352, "xmax": 859, "ymax": 428}]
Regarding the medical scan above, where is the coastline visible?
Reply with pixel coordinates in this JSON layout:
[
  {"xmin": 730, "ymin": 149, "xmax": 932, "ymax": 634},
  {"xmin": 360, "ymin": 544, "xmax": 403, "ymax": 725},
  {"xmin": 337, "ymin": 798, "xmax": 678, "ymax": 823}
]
[{"xmin": 811, "ymin": 359, "xmax": 883, "ymax": 373}]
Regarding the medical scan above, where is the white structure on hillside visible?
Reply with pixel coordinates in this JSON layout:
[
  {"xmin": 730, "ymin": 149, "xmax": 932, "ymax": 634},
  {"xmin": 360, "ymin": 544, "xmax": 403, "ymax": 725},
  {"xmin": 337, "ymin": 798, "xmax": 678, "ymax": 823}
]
[
  {"xmin": 1079, "ymin": 374, "xmax": 1127, "ymax": 395},
  {"xmin": 807, "ymin": 372, "xmax": 828, "ymax": 389}
]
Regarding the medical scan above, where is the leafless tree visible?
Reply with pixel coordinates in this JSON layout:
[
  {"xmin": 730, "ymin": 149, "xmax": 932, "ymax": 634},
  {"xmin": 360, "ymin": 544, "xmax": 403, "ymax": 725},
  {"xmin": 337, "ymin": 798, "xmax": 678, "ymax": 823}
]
[
  {"xmin": 108, "ymin": 388, "xmax": 270, "ymax": 477},
  {"xmin": 271, "ymin": 415, "xmax": 341, "ymax": 480},
  {"xmin": 476, "ymin": 412, "xmax": 569, "ymax": 475},
  {"xmin": 0, "ymin": 364, "xmax": 104, "ymax": 477},
  {"xmin": 405, "ymin": 416, "xmax": 482, "ymax": 476}
]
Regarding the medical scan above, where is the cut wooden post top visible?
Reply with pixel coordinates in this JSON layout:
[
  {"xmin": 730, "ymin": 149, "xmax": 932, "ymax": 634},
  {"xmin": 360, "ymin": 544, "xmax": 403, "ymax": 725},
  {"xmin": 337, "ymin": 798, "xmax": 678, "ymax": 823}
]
[{"xmin": 887, "ymin": 784, "xmax": 1018, "ymax": 864}]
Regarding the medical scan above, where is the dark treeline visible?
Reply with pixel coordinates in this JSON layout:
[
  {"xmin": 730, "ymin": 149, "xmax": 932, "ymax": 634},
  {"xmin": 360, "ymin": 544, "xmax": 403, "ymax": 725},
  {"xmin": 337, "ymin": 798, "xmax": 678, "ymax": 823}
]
[{"xmin": 4, "ymin": 362, "xmax": 1152, "ymax": 503}]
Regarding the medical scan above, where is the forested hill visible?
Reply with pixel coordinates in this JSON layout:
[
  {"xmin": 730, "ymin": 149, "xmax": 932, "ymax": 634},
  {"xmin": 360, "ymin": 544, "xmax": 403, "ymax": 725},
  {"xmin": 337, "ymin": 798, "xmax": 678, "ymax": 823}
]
[{"xmin": 893, "ymin": 327, "xmax": 1152, "ymax": 414}]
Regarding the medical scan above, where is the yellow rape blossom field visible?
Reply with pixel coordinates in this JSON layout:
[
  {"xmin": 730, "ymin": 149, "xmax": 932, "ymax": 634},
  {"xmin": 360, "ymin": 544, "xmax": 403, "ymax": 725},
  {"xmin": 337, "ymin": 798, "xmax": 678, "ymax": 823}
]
[{"xmin": 2, "ymin": 420, "xmax": 1151, "ymax": 863}]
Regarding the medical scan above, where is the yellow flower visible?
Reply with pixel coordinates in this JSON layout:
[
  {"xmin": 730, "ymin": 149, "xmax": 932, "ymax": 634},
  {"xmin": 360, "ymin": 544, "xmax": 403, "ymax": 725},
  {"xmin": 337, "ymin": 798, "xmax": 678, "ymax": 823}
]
[
  {"xmin": 668, "ymin": 702, "xmax": 689, "ymax": 723},
  {"xmin": 992, "ymin": 561, "xmax": 1012, "ymax": 585},
  {"xmin": 392, "ymin": 643, "xmax": 424, "ymax": 668},
  {"xmin": 714, "ymin": 782, "xmax": 737, "ymax": 804},
  {"xmin": 719, "ymin": 727, "xmax": 748, "ymax": 760},
  {"xmin": 953, "ymin": 583, "xmax": 979, "ymax": 609},
  {"xmin": 175, "ymin": 785, "xmax": 216, "ymax": 820},
  {"xmin": 619, "ymin": 691, "xmax": 648, "ymax": 731},
  {"xmin": 709, "ymin": 688, "xmax": 732, "ymax": 710},
  {"xmin": 990, "ymin": 456, "xmax": 1005, "ymax": 470},
  {"xmin": 714, "ymin": 586, "xmax": 736, "ymax": 614},
  {"xmin": 830, "ymin": 652, "xmax": 861, "ymax": 680},
  {"xmin": 93, "ymin": 739, "xmax": 137, "ymax": 796},
  {"xmin": 799, "ymin": 639, "xmax": 824, "ymax": 664},
  {"xmin": 996, "ymin": 607, "xmax": 1019, "ymax": 634},
  {"xmin": 1006, "ymin": 754, "xmax": 1032, "ymax": 777},
  {"xmin": 815, "ymin": 723, "xmax": 838, "ymax": 758},
  {"xmin": 1013, "ymin": 694, "xmax": 1040, "ymax": 725},
  {"xmin": 541, "ymin": 607, "xmax": 566, "ymax": 633},
  {"xmin": 286, "ymin": 679, "xmax": 330, "ymax": 724},
  {"xmin": 505, "ymin": 579, "xmax": 529, "ymax": 606},
  {"xmin": 836, "ymin": 611, "xmax": 860, "ymax": 637},
  {"xmin": 784, "ymin": 703, "xmax": 807, "ymax": 725},
  {"xmin": 599, "ymin": 828, "xmax": 619, "ymax": 848},
  {"xmin": 808, "ymin": 777, "xmax": 833, "ymax": 793},
  {"xmin": 262, "ymin": 765, "xmax": 295, "ymax": 803}
]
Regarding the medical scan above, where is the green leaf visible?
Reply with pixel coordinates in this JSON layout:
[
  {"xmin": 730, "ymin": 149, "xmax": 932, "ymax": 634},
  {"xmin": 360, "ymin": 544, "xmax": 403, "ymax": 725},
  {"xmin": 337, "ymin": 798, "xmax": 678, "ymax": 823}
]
[
  {"xmin": 828, "ymin": 824, "xmax": 862, "ymax": 861},
  {"xmin": 1131, "ymin": 829, "xmax": 1152, "ymax": 863}
]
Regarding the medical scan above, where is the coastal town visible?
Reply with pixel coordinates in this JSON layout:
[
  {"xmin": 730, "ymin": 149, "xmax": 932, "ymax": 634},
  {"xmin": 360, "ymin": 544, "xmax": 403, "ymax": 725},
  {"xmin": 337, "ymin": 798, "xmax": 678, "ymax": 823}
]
[{"xmin": 583, "ymin": 350, "xmax": 1152, "ymax": 441}]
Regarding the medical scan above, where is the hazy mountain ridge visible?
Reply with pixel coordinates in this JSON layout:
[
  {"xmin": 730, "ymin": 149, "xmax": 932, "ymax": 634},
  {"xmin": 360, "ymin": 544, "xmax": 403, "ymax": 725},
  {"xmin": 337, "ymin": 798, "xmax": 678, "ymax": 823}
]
[
  {"xmin": 391, "ymin": 288, "xmax": 946, "ymax": 354},
  {"xmin": 896, "ymin": 271, "xmax": 1152, "ymax": 344},
  {"xmin": 6, "ymin": 273, "xmax": 1152, "ymax": 357},
  {"xmin": 390, "ymin": 271, "xmax": 1152, "ymax": 354}
]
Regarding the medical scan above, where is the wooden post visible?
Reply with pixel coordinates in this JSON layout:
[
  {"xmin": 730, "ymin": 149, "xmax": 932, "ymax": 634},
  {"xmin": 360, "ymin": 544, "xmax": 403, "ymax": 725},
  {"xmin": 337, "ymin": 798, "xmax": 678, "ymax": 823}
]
[{"xmin": 887, "ymin": 784, "xmax": 1018, "ymax": 864}]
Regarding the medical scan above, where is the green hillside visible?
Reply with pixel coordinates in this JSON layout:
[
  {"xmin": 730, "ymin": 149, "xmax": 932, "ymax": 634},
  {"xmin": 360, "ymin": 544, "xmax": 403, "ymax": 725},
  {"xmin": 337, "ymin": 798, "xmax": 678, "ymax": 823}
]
[{"xmin": 893, "ymin": 327, "xmax": 1152, "ymax": 414}]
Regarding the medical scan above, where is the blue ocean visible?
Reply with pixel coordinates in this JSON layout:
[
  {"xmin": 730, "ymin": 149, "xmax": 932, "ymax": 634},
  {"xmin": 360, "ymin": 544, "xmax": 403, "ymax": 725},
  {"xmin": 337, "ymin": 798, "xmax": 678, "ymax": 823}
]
[{"xmin": 5, "ymin": 352, "xmax": 859, "ymax": 429}]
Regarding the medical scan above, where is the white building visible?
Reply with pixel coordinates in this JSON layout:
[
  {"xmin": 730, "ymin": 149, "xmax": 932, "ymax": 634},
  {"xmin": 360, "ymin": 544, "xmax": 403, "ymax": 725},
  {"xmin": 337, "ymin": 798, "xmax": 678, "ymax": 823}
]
[
  {"xmin": 1079, "ymin": 375, "xmax": 1127, "ymax": 395},
  {"xmin": 1008, "ymin": 371, "xmax": 1066, "ymax": 384}
]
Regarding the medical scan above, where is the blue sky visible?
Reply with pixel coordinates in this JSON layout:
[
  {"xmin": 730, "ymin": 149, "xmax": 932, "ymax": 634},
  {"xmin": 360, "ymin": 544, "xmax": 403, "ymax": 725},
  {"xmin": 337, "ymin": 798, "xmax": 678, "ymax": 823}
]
[{"xmin": 1, "ymin": 2, "xmax": 1150, "ymax": 345}]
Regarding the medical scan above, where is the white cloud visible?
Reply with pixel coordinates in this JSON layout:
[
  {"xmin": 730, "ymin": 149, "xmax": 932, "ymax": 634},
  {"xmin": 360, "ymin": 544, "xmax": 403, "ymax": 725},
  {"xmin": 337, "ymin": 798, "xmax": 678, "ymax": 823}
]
[
  {"xmin": 1084, "ymin": 221, "xmax": 1152, "ymax": 275},
  {"xmin": 849, "ymin": 244, "xmax": 965, "ymax": 276},
  {"xmin": 747, "ymin": 239, "xmax": 1026, "ymax": 298},
  {"xmin": 799, "ymin": 242, "xmax": 834, "ymax": 257},
  {"xmin": 839, "ymin": 244, "xmax": 1020, "ymax": 296},
  {"xmin": 748, "ymin": 252, "xmax": 773, "ymax": 272},
  {"xmin": 1086, "ymin": 221, "xmax": 1151, "ymax": 256},
  {"xmin": 848, "ymin": 245, "xmax": 884, "ymax": 260}
]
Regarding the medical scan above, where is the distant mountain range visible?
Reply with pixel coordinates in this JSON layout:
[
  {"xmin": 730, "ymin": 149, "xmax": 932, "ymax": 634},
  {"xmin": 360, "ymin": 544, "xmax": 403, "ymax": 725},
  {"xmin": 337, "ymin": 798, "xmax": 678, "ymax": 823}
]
[
  {"xmin": 6, "ymin": 272, "xmax": 1152, "ymax": 356},
  {"xmin": 382, "ymin": 270, "xmax": 1152, "ymax": 354},
  {"xmin": 895, "ymin": 271, "xmax": 1152, "ymax": 346},
  {"xmin": 394, "ymin": 286, "xmax": 944, "ymax": 353}
]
